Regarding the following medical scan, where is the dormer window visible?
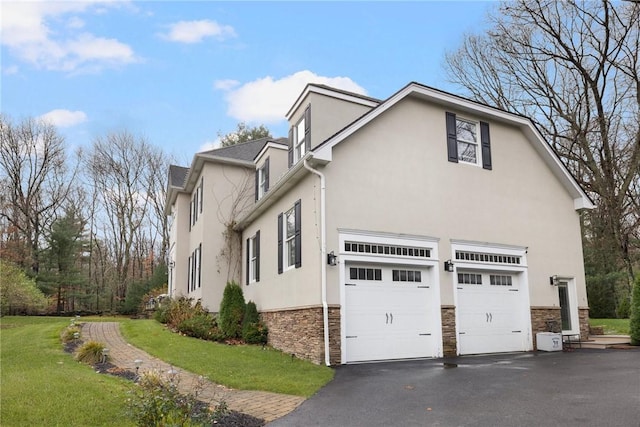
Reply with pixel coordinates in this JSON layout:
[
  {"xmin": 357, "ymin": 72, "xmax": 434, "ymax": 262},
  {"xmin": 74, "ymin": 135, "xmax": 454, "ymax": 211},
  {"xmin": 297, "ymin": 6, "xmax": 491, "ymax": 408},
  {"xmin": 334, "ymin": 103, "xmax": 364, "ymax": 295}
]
[
  {"xmin": 288, "ymin": 105, "xmax": 311, "ymax": 167},
  {"xmin": 294, "ymin": 117, "xmax": 306, "ymax": 162},
  {"xmin": 255, "ymin": 158, "xmax": 269, "ymax": 201}
]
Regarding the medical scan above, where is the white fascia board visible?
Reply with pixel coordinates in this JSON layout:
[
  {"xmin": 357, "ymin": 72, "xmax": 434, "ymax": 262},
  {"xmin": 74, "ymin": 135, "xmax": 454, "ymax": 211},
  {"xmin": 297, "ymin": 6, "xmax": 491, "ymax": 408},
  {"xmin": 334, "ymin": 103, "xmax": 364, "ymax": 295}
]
[
  {"xmin": 255, "ymin": 141, "xmax": 288, "ymax": 163},
  {"xmin": 285, "ymin": 85, "xmax": 380, "ymax": 121},
  {"xmin": 314, "ymin": 83, "xmax": 594, "ymax": 211}
]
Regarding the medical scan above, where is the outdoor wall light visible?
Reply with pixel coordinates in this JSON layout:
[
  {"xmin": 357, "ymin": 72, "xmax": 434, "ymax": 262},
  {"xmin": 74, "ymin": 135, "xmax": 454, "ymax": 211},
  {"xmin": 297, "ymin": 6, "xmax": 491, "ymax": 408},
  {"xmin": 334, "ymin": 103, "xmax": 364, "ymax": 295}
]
[
  {"xmin": 327, "ymin": 251, "xmax": 337, "ymax": 266},
  {"xmin": 549, "ymin": 275, "xmax": 559, "ymax": 286},
  {"xmin": 168, "ymin": 261, "xmax": 175, "ymax": 269},
  {"xmin": 444, "ymin": 260, "xmax": 455, "ymax": 273}
]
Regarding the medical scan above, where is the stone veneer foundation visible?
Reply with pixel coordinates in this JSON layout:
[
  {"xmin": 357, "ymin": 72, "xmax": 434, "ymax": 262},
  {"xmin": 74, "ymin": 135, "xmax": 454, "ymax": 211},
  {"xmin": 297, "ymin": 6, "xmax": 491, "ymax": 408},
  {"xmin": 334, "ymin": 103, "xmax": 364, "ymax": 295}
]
[
  {"xmin": 260, "ymin": 305, "xmax": 341, "ymax": 365},
  {"xmin": 530, "ymin": 306, "xmax": 590, "ymax": 349},
  {"xmin": 441, "ymin": 306, "xmax": 457, "ymax": 357}
]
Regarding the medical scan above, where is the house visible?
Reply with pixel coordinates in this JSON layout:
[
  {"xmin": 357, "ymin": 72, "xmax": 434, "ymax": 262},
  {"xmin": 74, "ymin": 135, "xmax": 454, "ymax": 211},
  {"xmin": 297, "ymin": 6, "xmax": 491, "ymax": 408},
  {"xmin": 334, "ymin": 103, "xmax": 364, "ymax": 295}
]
[{"xmin": 165, "ymin": 82, "xmax": 594, "ymax": 365}]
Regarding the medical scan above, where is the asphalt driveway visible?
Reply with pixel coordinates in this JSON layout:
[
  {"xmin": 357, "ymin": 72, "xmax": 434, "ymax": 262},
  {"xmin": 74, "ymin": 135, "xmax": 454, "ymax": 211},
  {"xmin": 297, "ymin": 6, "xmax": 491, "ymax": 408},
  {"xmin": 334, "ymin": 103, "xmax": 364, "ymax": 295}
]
[{"xmin": 269, "ymin": 349, "xmax": 640, "ymax": 427}]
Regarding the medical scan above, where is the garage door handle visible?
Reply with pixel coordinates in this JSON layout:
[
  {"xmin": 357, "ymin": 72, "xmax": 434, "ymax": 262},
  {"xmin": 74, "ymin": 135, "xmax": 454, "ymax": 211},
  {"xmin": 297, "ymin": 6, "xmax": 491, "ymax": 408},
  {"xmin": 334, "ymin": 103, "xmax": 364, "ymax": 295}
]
[
  {"xmin": 346, "ymin": 335, "xmax": 357, "ymax": 339},
  {"xmin": 489, "ymin": 313, "xmax": 492, "ymax": 322},
  {"xmin": 390, "ymin": 313, "xmax": 393, "ymax": 324},
  {"xmin": 386, "ymin": 313, "xmax": 389, "ymax": 324}
]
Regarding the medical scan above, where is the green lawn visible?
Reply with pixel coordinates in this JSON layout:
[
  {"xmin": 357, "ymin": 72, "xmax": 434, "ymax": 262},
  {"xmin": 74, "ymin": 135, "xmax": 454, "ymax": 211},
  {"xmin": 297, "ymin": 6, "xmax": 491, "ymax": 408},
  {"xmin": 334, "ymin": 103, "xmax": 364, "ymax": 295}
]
[
  {"xmin": 589, "ymin": 318, "xmax": 631, "ymax": 335},
  {"xmin": 119, "ymin": 319, "xmax": 334, "ymax": 397},
  {"xmin": 0, "ymin": 316, "xmax": 133, "ymax": 427}
]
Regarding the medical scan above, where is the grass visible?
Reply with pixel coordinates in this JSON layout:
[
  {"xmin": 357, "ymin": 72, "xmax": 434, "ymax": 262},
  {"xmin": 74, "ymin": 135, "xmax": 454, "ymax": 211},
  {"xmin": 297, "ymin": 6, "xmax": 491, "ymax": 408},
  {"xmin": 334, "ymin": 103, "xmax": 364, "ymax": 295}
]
[
  {"xmin": 120, "ymin": 319, "xmax": 334, "ymax": 397},
  {"xmin": 589, "ymin": 318, "xmax": 631, "ymax": 335},
  {"xmin": 0, "ymin": 316, "xmax": 134, "ymax": 427}
]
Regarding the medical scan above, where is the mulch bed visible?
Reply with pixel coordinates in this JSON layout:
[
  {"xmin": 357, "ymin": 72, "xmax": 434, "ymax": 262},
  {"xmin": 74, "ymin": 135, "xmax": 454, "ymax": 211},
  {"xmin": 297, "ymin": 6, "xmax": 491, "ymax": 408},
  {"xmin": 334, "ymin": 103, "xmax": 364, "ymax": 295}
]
[{"xmin": 63, "ymin": 339, "xmax": 265, "ymax": 426}]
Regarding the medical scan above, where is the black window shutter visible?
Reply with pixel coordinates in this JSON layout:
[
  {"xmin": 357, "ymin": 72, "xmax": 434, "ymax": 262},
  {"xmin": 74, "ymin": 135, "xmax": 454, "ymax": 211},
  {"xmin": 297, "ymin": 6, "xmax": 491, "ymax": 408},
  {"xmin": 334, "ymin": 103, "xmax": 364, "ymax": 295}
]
[
  {"xmin": 277, "ymin": 213, "xmax": 283, "ymax": 274},
  {"xmin": 294, "ymin": 199, "xmax": 302, "ymax": 268},
  {"xmin": 246, "ymin": 237, "xmax": 250, "ymax": 285},
  {"xmin": 304, "ymin": 105, "xmax": 311, "ymax": 152},
  {"xmin": 288, "ymin": 127, "xmax": 294, "ymax": 167},
  {"xmin": 446, "ymin": 112, "xmax": 458, "ymax": 163},
  {"xmin": 255, "ymin": 230, "xmax": 260, "ymax": 282},
  {"xmin": 198, "ymin": 244, "xmax": 202, "ymax": 288},
  {"xmin": 480, "ymin": 121, "xmax": 492, "ymax": 170},
  {"xmin": 264, "ymin": 157, "xmax": 270, "ymax": 192},
  {"xmin": 254, "ymin": 169, "xmax": 259, "ymax": 201}
]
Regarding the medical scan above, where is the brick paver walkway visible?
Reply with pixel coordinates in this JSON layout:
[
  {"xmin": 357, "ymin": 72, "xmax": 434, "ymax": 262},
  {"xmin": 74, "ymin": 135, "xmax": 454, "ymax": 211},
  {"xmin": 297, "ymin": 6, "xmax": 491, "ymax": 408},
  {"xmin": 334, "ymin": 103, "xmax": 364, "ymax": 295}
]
[{"xmin": 82, "ymin": 322, "xmax": 305, "ymax": 423}]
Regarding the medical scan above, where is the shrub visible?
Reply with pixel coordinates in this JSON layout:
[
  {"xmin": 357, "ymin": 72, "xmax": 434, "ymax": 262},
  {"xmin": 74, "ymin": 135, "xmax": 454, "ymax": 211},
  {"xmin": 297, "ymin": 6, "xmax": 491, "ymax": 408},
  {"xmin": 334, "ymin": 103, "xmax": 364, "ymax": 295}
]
[
  {"xmin": 61, "ymin": 325, "xmax": 81, "ymax": 343},
  {"xmin": 177, "ymin": 313, "xmax": 215, "ymax": 340},
  {"xmin": 218, "ymin": 282, "xmax": 246, "ymax": 339},
  {"xmin": 127, "ymin": 370, "xmax": 225, "ymax": 426},
  {"xmin": 630, "ymin": 275, "xmax": 640, "ymax": 346},
  {"xmin": 242, "ymin": 301, "xmax": 268, "ymax": 345},
  {"xmin": 616, "ymin": 295, "xmax": 631, "ymax": 319},
  {"xmin": 0, "ymin": 260, "xmax": 48, "ymax": 315},
  {"xmin": 75, "ymin": 341, "xmax": 106, "ymax": 364}
]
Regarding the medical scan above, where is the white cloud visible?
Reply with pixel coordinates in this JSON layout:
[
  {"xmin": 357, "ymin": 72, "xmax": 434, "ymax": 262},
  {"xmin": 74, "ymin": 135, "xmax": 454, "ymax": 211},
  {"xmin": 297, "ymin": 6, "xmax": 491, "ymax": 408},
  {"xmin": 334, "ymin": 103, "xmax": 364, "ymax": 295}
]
[
  {"xmin": 3, "ymin": 65, "xmax": 19, "ymax": 75},
  {"xmin": 0, "ymin": 1, "xmax": 138, "ymax": 72},
  {"xmin": 213, "ymin": 79, "xmax": 240, "ymax": 91},
  {"xmin": 39, "ymin": 109, "xmax": 88, "ymax": 128},
  {"xmin": 218, "ymin": 70, "xmax": 368, "ymax": 124},
  {"xmin": 161, "ymin": 20, "xmax": 236, "ymax": 44},
  {"xmin": 198, "ymin": 138, "xmax": 221, "ymax": 152}
]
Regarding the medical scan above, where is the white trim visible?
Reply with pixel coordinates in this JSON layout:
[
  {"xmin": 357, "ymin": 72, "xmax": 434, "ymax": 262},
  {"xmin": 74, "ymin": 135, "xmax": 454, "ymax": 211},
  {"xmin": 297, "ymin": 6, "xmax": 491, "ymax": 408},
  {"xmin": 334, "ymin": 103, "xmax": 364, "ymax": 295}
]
[
  {"xmin": 312, "ymin": 83, "xmax": 594, "ymax": 210},
  {"xmin": 286, "ymin": 84, "xmax": 379, "ymax": 120},
  {"xmin": 339, "ymin": 230, "xmax": 442, "ymax": 363},
  {"xmin": 558, "ymin": 278, "xmax": 580, "ymax": 336},
  {"xmin": 450, "ymin": 241, "xmax": 533, "ymax": 355},
  {"xmin": 255, "ymin": 141, "xmax": 288, "ymax": 163}
]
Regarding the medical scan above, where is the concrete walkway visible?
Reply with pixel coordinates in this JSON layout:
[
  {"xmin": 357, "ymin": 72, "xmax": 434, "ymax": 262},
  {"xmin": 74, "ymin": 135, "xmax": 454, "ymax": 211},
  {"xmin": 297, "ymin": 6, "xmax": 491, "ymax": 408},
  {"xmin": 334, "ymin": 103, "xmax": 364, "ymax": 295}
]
[{"xmin": 81, "ymin": 322, "xmax": 305, "ymax": 423}]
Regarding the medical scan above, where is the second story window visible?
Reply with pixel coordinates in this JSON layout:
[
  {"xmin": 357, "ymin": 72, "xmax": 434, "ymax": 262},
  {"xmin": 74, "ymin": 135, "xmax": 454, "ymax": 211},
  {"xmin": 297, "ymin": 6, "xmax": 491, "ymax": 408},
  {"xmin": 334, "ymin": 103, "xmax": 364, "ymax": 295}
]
[
  {"xmin": 278, "ymin": 199, "xmax": 301, "ymax": 273},
  {"xmin": 255, "ymin": 158, "xmax": 269, "ymax": 201},
  {"xmin": 456, "ymin": 118, "xmax": 478, "ymax": 164},
  {"xmin": 288, "ymin": 106, "xmax": 311, "ymax": 167},
  {"xmin": 446, "ymin": 112, "xmax": 492, "ymax": 170}
]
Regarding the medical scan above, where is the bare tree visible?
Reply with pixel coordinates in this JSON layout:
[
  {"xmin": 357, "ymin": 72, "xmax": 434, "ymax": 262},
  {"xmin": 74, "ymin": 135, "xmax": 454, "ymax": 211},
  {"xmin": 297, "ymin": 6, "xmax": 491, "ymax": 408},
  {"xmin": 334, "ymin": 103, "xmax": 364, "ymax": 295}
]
[
  {"xmin": 0, "ymin": 115, "xmax": 78, "ymax": 273},
  {"xmin": 445, "ymin": 1, "xmax": 640, "ymax": 297},
  {"xmin": 86, "ymin": 131, "xmax": 153, "ymax": 304}
]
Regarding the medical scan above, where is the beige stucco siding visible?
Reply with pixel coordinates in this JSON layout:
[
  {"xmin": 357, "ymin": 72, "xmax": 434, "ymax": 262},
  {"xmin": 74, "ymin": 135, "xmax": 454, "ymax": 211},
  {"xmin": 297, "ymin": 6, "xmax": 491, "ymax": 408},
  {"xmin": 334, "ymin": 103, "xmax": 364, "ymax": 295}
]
[
  {"xmin": 169, "ymin": 193, "xmax": 191, "ymax": 297},
  {"xmin": 180, "ymin": 163, "xmax": 254, "ymax": 312},
  {"xmin": 256, "ymin": 146, "xmax": 289, "ymax": 190},
  {"xmin": 243, "ymin": 174, "xmax": 323, "ymax": 311},
  {"xmin": 321, "ymin": 96, "xmax": 586, "ymax": 308},
  {"xmin": 289, "ymin": 92, "xmax": 374, "ymax": 151}
]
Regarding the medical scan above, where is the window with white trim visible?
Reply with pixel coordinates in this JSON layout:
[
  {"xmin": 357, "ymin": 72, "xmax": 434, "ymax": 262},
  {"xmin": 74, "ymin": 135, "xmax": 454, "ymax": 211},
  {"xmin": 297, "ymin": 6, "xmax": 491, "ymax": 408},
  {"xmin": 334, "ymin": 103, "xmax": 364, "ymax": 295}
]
[
  {"xmin": 294, "ymin": 117, "xmax": 306, "ymax": 162},
  {"xmin": 456, "ymin": 118, "xmax": 479, "ymax": 164},
  {"xmin": 278, "ymin": 200, "xmax": 301, "ymax": 273},
  {"xmin": 247, "ymin": 232, "xmax": 260, "ymax": 284},
  {"xmin": 458, "ymin": 273, "xmax": 483, "ymax": 285},
  {"xmin": 256, "ymin": 160, "xmax": 269, "ymax": 200},
  {"xmin": 284, "ymin": 207, "xmax": 296, "ymax": 269}
]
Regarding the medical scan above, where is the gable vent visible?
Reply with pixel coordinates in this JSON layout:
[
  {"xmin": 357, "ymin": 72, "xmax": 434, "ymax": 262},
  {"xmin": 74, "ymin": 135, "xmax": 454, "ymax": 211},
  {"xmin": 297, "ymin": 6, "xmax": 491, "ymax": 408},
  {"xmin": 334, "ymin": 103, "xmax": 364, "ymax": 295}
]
[{"xmin": 345, "ymin": 241, "xmax": 431, "ymax": 259}]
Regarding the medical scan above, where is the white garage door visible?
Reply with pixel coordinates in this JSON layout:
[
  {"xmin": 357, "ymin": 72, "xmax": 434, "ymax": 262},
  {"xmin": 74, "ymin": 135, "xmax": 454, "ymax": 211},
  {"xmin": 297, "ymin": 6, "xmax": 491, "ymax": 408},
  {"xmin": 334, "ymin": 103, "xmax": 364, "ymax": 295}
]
[
  {"xmin": 345, "ymin": 264, "xmax": 439, "ymax": 363},
  {"xmin": 457, "ymin": 271, "xmax": 527, "ymax": 355}
]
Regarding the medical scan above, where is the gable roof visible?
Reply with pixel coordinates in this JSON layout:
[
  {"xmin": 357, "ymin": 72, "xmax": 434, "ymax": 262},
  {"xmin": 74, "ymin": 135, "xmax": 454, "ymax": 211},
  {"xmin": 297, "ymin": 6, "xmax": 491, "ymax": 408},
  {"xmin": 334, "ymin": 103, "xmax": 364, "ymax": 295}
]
[
  {"xmin": 311, "ymin": 82, "xmax": 595, "ymax": 210},
  {"xmin": 164, "ymin": 137, "xmax": 286, "ymax": 214},
  {"xmin": 168, "ymin": 165, "xmax": 189, "ymax": 188},
  {"xmin": 201, "ymin": 137, "xmax": 283, "ymax": 162},
  {"xmin": 286, "ymin": 83, "xmax": 381, "ymax": 120}
]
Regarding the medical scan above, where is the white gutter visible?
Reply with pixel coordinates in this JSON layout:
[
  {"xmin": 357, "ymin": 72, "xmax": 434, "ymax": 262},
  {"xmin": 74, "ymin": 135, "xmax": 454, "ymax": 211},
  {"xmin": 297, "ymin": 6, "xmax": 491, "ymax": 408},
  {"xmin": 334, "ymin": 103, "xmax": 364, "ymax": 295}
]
[{"xmin": 303, "ymin": 158, "xmax": 330, "ymax": 366}]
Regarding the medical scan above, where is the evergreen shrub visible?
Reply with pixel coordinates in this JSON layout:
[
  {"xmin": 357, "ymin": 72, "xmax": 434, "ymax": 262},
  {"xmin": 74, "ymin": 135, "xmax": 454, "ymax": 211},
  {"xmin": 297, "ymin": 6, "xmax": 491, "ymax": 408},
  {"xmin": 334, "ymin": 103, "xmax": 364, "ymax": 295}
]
[
  {"xmin": 218, "ymin": 282, "xmax": 246, "ymax": 339},
  {"xmin": 630, "ymin": 275, "xmax": 640, "ymax": 346}
]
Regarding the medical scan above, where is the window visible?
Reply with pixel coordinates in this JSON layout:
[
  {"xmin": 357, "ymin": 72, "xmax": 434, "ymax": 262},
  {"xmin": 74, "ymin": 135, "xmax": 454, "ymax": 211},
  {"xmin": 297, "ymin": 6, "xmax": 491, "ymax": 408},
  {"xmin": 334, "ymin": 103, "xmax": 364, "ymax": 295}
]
[
  {"xmin": 190, "ymin": 178, "xmax": 203, "ymax": 227},
  {"xmin": 490, "ymin": 274, "xmax": 513, "ymax": 286},
  {"xmin": 456, "ymin": 118, "xmax": 478, "ymax": 164},
  {"xmin": 246, "ymin": 231, "xmax": 260, "ymax": 284},
  {"xmin": 455, "ymin": 251, "xmax": 521, "ymax": 265},
  {"xmin": 188, "ymin": 245, "xmax": 202, "ymax": 292},
  {"xmin": 458, "ymin": 273, "xmax": 482, "ymax": 285},
  {"xmin": 344, "ymin": 241, "xmax": 431, "ymax": 259},
  {"xmin": 392, "ymin": 269, "xmax": 422, "ymax": 282},
  {"xmin": 288, "ymin": 106, "xmax": 310, "ymax": 166},
  {"xmin": 349, "ymin": 267, "xmax": 382, "ymax": 281},
  {"xmin": 255, "ymin": 158, "xmax": 269, "ymax": 201},
  {"xmin": 446, "ymin": 112, "xmax": 492, "ymax": 170},
  {"xmin": 278, "ymin": 200, "xmax": 301, "ymax": 273}
]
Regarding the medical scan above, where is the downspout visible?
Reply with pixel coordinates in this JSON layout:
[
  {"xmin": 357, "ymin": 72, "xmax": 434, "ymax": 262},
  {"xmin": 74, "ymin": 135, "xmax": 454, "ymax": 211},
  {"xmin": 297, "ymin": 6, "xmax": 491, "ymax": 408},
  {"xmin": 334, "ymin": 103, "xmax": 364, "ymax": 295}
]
[{"xmin": 303, "ymin": 158, "xmax": 330, "ymax": 366}]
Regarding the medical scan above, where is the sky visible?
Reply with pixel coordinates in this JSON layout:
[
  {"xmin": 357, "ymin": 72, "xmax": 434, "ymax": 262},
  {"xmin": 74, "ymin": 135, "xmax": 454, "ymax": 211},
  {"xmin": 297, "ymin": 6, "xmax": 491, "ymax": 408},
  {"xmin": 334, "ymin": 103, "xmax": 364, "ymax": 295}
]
[{"xmin": 1, "ymin": 1, "xmax": 495, "ymax": 165}]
